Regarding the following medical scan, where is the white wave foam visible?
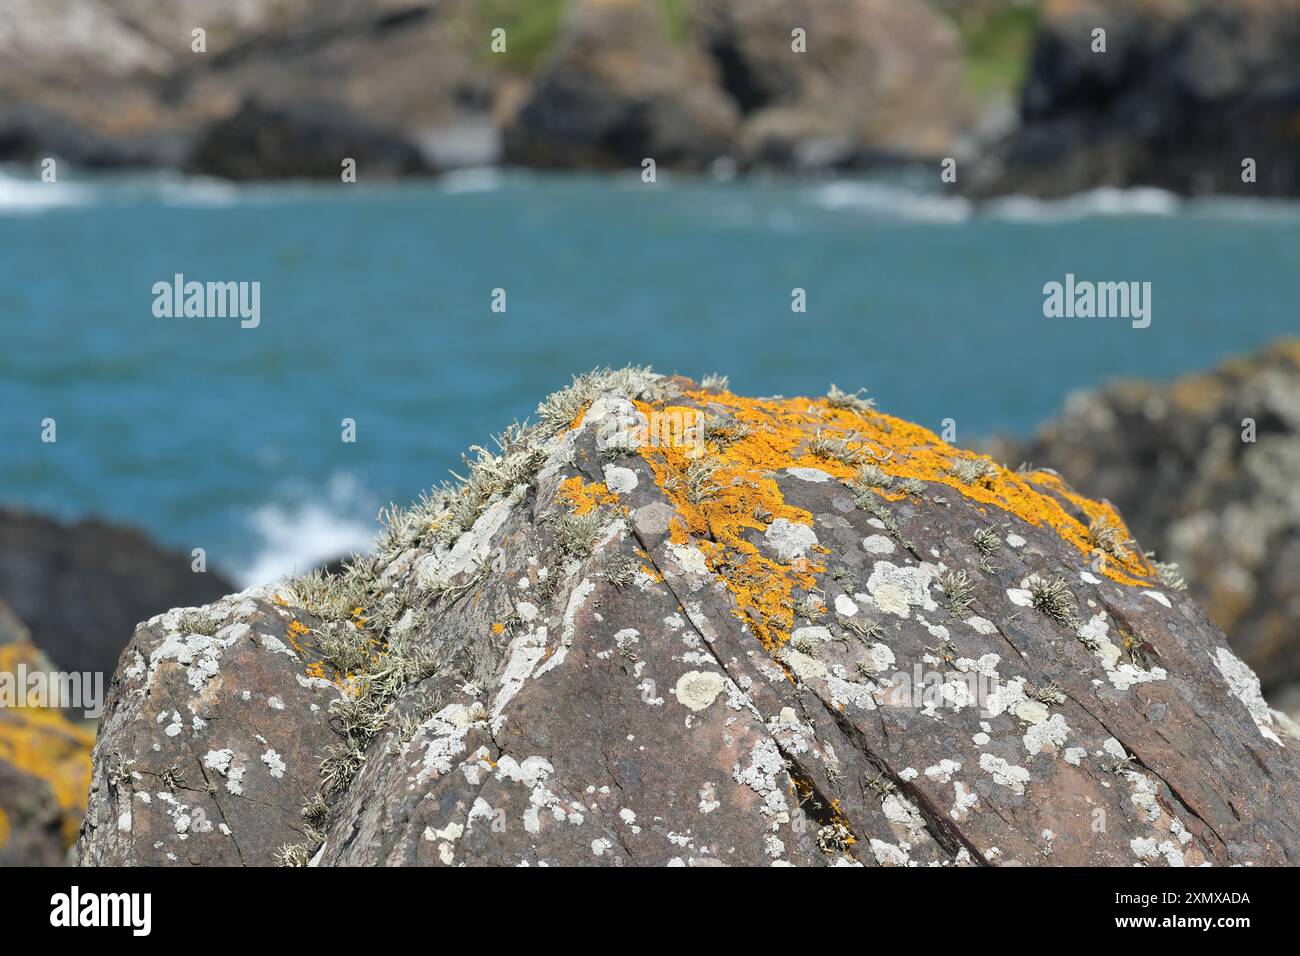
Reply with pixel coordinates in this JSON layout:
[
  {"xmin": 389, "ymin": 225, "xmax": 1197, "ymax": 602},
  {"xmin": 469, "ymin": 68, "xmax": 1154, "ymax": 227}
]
[
  {"xmin": 439, "ymin": 167, "xmax": 503, "ymax": 194},
  {"xmin": 155, "ymin": 175, "xmax": 243, "ymax": 208},
  {"xmin": 985, "ymin": 187, "xmax": 1182, "ymax": 222},
  {"xmin": 0, "ymin": 171, "xmax": 92, "ymax": 214},
  {"xmin": 811, "ymin": 181, "xmax": 973, "ymax": 223},
  {"xmin": 236, "ymin": 474, "xmax": 378, "ymax": 587}
]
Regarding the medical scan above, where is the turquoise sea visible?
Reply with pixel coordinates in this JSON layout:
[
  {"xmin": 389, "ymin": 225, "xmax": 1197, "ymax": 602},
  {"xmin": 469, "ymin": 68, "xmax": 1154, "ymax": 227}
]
[{"xmin": 2, "ymin": 166, "xmax": 1297, "ymax": 583}]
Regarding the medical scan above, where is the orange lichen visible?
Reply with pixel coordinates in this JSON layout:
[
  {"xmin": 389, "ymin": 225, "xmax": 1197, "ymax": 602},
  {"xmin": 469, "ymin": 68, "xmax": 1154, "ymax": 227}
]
[
  {"xmin": 0, "ymin": 639, "xmax": 94, "ymax": 848},
  {"xmin": 557, "ymin": 476, "xmax": 621, "ymax": 514},
  {"xmin": 0, "ymin": 806, "xmax": 9, "ymax": 849},
  {"xmin": 636, "ymin": 387, "xmax": 1155, "ymax": 651},
  {"xmin": 636, "ymin": 396, "xmax": 824, "ymax": 651},
  {"xmin": 285, "ymin": 619, "xmax": 312, "ymax": 655},
  {"xmin": 491, "ymin": 622, "xmax": 505, "ymax": 635}
]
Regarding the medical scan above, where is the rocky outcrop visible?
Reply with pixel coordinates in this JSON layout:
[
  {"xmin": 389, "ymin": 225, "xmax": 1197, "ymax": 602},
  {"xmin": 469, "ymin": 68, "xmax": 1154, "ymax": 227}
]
[
  {"xmin": 0, "ymin": 0, "xmax": 502, "ymax": 175},
  {"xmin": 982, "ymin": 339, "xmax": 1300, "ymax": 696},
  {"xmin": 76, "ymin": 369, "xmax": 1300, "ymax": 866},
  {"xmin": 505, "ymin": 0, "xmax": 971, "ymax": 173},
  {"xmin": 503, "ymin": 0, "xmax": 739, "ymax": 171},
  {"xmin": 0, "ymin": 508, "xmax": 234, "ymax": 681},
  {"xmin": 185, "ymin": 99, "xmax": 429, "ymax": 180},
  {"xmin": 690, "ymin": 0, "xmax": 971, "ymax": 171},
  {"xmin": 3, "ymin": 0, "xmax": 972, "ymax": 178},
  {"xmin": 0, "ymin": 603, "xmax": 94, "ymax": 866},
  {"xmin": 969, "ymin": 0, "xmax": 1300, "ymax": 197}
]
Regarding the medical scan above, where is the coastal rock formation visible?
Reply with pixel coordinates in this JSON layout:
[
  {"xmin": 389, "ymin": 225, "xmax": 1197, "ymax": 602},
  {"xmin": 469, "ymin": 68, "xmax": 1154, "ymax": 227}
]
[
  {"xmin": 2, "ymin": 0, "xmax": 973, "ymax": 178},
  {"xmin": 0, "ymin": 0, "xmax": 502, "ymax": 174},
  {"xmin": 983, "ymin": 339, "xmax": 1300, "ymax": 696},
  {"xmin": 503, "ymin": 0, "xmax": 739, "ymax": 171},
  {"xmin": 0, "ymin": 604, "xmax": 94, "ymax": 866},
  {"xmin": 969, "ymin": 0, "xmax": 1300, "ymax": 197},
  {"xmin": 0, "ymin": 508, "xmax": 234, "ymax": 681},
  {"xmin": 77, "ymin": 370, "xmax": 1300, "ymax": 866},
  {"xmin": 691, "ymin": 0, "xmax": 970, "ymax": 170},
  {"xmin": 185, "ymin": 99, "xmax": 429, "ymax": 181}
]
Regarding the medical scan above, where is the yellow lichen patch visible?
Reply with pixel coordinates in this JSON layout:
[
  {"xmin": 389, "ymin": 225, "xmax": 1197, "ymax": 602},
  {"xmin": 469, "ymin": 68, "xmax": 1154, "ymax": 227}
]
[
  {"xmin": 637, "ymin": 387, "xmax": 1154, "ymax": 648},
  {"xmin": 0, "ymin": 806, "xmax": 9, "ymax": 848},
  {"xmin": 285, "ymin": 619, "xmax": 312, "ymax": 656},
  {"xmin": 636, "ymin": 396, "xmax": 823, "ymax": 650},
  {"xmin": 0, "ymin": 706, "xmax": 93, "ymax": 847},
  {"xmin": 802, "ymin": 396, "xmax": 1155, "ymax": 585},
  {"xmin": 491, "ymin": 622, "xmax": 505, "ymax": 636},
  {"xmin": 557, "ymin": 476, "xmax": 620, "ymax": 514}
]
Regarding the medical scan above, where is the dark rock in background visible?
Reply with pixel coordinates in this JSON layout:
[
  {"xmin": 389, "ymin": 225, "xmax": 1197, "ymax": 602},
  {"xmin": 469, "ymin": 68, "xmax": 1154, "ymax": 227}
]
[
  {"xmin": 1, "ymin": 0, "xmax": 976, "ymax": 180},
  {"xmin": 0, "ymin": 508, "xmax": 234, "ymax": 681},
  {"xmin": 969, "ymin": 0, "xmax": 1300, "ymax": 197},
  {"xmin": 185, "ymin": 99, "xmax": 430, "ymax": 180},
  {"xmin": 503, "ymin": 0, "xmax": 739, "ymax": 171}
]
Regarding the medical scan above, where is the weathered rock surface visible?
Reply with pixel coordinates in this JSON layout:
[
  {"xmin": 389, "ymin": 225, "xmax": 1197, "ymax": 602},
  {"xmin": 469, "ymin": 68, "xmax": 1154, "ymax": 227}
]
[
  {"xmin": 75, "ymin": 593, "xmax": 344, "ymax": 865},
  {"xmin": 0, "ymin": 604, "xmax": 95, "ymax": 866},
  {"xmin": 0, "ymin": 508, "xmax": 234, "ymax": 681},
  {"xmin": 78, "ymin": 369, "xmax": 1300, "ymax": 866},
  {"xmin": 969, "ymin": 0, "xmax": 1300, "ymax": 197},
  {"xmin": 983, "ymin": 339, "xmax": 1300, "ymax": 695}
]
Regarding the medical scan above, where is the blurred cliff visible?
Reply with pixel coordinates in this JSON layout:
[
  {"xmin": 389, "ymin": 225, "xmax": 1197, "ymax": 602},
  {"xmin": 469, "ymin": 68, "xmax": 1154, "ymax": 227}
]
[{"xmin": 4, "ymin": 0, "xmax": 1295, "ymax": 192}]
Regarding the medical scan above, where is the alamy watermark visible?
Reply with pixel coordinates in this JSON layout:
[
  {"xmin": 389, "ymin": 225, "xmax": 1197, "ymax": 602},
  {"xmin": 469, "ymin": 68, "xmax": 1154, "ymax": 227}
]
[
  {"xmin": 152, "ymin": 273, "xmax": 261, "ymax": 328},
  {"xmin": 1, "ymin": 664, "xmax": 104, "ymax": 719},
  {"xmin": 1043, "ymin": 273, "xmax": 1151, "ymax": 329}
]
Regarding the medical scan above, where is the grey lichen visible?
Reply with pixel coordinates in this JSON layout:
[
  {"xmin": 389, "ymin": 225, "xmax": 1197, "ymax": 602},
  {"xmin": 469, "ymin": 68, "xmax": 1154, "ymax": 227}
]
[
  {"xmin": 972, "ymin": 526, "xmax": 1001, "ymax": 557},
  {"xmin": 825, "ymin": 383, "xmax": 876, "ymax": 416},
  {"xmin": 1028, "ymin": 574, "xmax": 1079, "ymax": 628},
  {"xmin": 939, "ymin": 570, "xmax": 975, "ymax": 616},
  {"xmin": 947, "ymin": 456, "xmax": 999, "ymax": 487},
  {"xmin": 809, "ymin": 429, "xmax": 864, "ymax": 466}
]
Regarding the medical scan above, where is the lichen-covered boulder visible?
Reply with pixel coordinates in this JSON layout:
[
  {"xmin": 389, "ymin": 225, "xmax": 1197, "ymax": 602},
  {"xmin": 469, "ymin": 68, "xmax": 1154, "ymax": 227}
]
[
  {"xmin": 0, "ymin": 605, "xmax": 94, "ymax": 866},
  {"xmin": 78, "ymin": 369, "xmax": 1300, "ymax": 866},
  {"xmin": 74, "ymin": 594, "xmax": 345, "ymax": 865}
]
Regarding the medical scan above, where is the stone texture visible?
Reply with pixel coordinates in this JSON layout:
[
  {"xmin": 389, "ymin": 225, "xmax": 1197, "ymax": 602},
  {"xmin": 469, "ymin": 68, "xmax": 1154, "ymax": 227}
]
[
  {"xmin": 77, "ymin": 370, "xmax": 1300, "ymax": 866},
  {"xmin": 74, "ymin": 592, "xmax": 344, "ymax": 865},
  {"xmin": 983, "ymin": 338, "xmax": 1300, "ymax": 695}
]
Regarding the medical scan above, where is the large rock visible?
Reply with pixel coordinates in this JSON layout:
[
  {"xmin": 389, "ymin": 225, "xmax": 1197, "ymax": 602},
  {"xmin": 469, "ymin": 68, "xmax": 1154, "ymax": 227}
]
[
  {"xmin": 969, "ymin": 0, "xmax": 1300, "ymax": 197},
  {"xmin": 0, "ymin": 604, "xmax": 94, "ymax": 866},
  {"xmin": 689, "ymin": 0, "xmax": 971, "ymax": 170},
  {"xmin": 0, "ymin": 508, "xmax": 234, "ymax": 681},
  {"xmin": 503, "ymin": 0, "xmax": 739, "ymax": 171},
  {"xmin": 983, "ymin": 339, "xmax": 1300, "ymax": 695},
  {"xmin": 0, "ymin": 1, "xmax": 502, "ymax": 175},
  {"xmin": 77, "ymin": 369, "xmax": 1300, "ymax": 866},
  {"xmin": 184, "ymin": 99, "xmax": 429, "ymax": 180}
]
